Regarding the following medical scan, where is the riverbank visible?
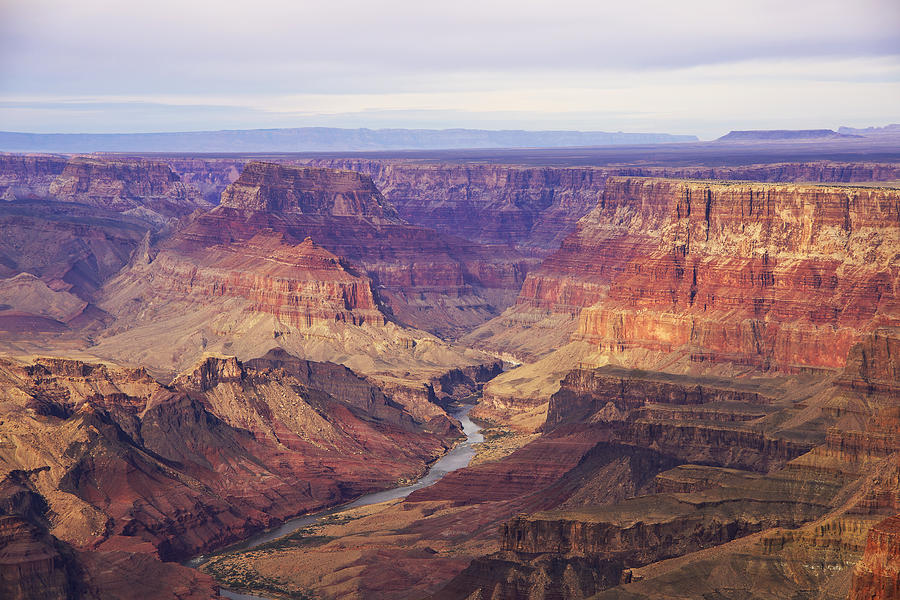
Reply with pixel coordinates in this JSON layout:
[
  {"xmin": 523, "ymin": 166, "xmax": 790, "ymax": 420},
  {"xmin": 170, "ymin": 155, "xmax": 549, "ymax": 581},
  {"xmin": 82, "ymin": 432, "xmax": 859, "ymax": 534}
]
[{"xmin": 201, "ymin": 404, "xmax": 484, "ymax": 598}]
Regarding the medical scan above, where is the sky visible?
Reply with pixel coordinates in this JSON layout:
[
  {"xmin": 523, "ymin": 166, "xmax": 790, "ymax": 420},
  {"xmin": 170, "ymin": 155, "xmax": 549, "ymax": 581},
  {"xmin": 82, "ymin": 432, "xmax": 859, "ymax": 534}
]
[{"xmin": 0, "ymin": 0, "xmax": 898, "ymax": 139}]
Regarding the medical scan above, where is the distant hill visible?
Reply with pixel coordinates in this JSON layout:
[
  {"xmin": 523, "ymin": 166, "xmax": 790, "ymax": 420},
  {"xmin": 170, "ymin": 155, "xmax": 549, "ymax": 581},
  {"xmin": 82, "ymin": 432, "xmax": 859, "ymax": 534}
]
[
  {"xmin": 717, "ymin": 129, "xmax": 861, "ymax": 142},
  {"xmin": 0, "ymin": 127, "xmax": 698, "ymax": 153},
  {"xmin": 838, "ymin": 124, "xmax": 900, "ymax": 137}
]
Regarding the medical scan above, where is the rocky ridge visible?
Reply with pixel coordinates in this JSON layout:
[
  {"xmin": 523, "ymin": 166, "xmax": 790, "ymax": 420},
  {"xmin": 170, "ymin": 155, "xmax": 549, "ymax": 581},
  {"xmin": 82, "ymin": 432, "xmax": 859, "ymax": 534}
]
[
  {"xmin": 124, "ymin": 161, "xmax": 530, "ymax": 339},
  {"xmin": 48, "ymin": 157, "xmax": 209, "ymax": 222},
  {"xmin": 0, "ymin": 352, "xmax": 459, "ymax": 598},
  {"xmin": 432, "ymin": 328, "xmax": 900, "ymax": 599}
]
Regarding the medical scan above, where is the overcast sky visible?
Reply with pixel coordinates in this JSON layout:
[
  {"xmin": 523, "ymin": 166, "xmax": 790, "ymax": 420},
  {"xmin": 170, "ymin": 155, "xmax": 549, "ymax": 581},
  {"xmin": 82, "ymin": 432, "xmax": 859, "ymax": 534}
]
[{"xmin": 1, "ymin": 0, "xmax": 898, "ymax": 139}]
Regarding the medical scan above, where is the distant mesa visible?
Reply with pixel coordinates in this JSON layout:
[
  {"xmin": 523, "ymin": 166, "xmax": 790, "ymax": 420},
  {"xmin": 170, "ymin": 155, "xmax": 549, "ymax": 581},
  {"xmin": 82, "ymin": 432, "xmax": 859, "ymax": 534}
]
[
  {"xmin": 838, "ymin": 123, "xmax": 900, "ymax": 137},
  {"xmin": 717, "ymin": 129, "xmax": 862, "ymax": 142}
]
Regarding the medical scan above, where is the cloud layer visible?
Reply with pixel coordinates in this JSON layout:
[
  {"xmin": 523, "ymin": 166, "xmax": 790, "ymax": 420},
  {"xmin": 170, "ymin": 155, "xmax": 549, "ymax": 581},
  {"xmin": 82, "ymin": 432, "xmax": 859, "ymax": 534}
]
[{"xmin": 1, "ymin": 0, "xmax": 898, "ymax": 138}]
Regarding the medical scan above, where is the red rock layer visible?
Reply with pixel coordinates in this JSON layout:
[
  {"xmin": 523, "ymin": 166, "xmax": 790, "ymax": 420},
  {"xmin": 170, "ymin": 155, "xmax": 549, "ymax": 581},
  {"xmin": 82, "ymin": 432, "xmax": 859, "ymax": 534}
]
[
  {"xmin": 139, "ymin": 231, "xmax": 385, "ymax": 327},
  {"xmin": 523, "ymin": 177, "xmax": 899, "ymax": 370},
  {"xmin": 166, "ymin": 162, "xmax": 530, "ymax": 336},
  {"xmin": 48, "ymin": 157, "xmax": 207, "ymax": 217},
  {"xmin": 0, "ymin": 516, "xmax": 72, "ymax": 600},
  {"xmin": 849, "ymin": 514, "xmax": 900, "ymax": 600},
  {"xmin": 0, "ymin": 353, "xmax": 459, "ymax": 597}
]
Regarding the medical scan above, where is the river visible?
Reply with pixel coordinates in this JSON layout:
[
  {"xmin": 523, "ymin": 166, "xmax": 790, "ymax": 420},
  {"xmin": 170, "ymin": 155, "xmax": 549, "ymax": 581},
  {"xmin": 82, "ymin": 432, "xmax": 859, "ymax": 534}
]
[{"xmin": 186, "ymin": 404, "xmax": 484, "ymax": 599}]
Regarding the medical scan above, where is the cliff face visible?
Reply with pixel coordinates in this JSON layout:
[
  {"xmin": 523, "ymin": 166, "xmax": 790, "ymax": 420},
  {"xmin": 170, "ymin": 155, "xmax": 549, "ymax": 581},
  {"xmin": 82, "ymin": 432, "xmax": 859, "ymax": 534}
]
[
  {"xmin": 157, "ymin": 162, "xmax": 531, "ymax": 338},
  {"xmin": 612, "ymin": 161, "xmax": 900, "ymax": 184},
  {"xmin": 0, "ymin": 154, "xmax": 68, "ymax": 200},
  {"xmin": 849, "ymin": 514, "xmax": 900, "ymax": 600},
  {"xmin": 220, "ymin": 161, "xmax": 399, "ymax": 220},
  {"xmin": 544, "ymin": 366, "xmax": 817, "ymax": 473},
  {"xmin": 302, "ymin": 160, "xmax": 608, "ymax": 255},
  {"xmin": 519, "ymin": 177, "xmax": 899, "ymax": 370},
  {"xmin": 47, "ymin": 157, "xmax": 209, "ymax": 220},
  {"xmin": 434, "ymin": 328, "xmax": 900, "ymax": 600},
  {"xmin": 303, "ymin": 159, "xmax": 900, "ymax": 257},
  {"xmin": 113, "ymin": 231, "xmax": 385, "ymax": 329}
]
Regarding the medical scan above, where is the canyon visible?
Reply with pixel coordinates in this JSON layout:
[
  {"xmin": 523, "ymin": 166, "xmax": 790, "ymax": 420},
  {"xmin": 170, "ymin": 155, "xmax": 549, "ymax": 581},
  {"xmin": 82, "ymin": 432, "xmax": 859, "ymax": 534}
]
[{"xmin": 0, "ymin": 147, "xmax": 897, "ymax": 600}]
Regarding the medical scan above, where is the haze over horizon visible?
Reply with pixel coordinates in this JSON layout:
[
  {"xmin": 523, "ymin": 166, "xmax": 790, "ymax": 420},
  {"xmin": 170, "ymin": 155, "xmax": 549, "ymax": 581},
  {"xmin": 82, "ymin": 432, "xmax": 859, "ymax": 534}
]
[{"xmin": 1, "ymin": 0, "xmax": 899, "ymax": 141}]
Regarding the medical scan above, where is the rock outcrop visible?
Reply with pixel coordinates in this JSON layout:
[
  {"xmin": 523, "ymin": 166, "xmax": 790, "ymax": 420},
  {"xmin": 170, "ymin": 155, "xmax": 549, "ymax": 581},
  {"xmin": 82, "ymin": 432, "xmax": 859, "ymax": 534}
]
[
  {"xmin": 220, "ymin": 161, "xmax": 398, "ymax": 219},
  {"xmin": 48, "ymin": 157, "xmax": 208, "ymax": 220},
  {"xmin": 103, "ymin": 161, "xmax": 530, "ymax": 341},
  {"xmin": 849, "ymin": 514, "xmax": 900, "ymax": 600},
  {"xmin": 0, "ymin": 352, "xmax": 459, "ymax": 596},
  {"xmin": 0, "ymin": 153, "xmax": 68, "ymax": 200},
  {"xmin": 111, "ymin": 230, "xmax": 385, "ymax": 329}
]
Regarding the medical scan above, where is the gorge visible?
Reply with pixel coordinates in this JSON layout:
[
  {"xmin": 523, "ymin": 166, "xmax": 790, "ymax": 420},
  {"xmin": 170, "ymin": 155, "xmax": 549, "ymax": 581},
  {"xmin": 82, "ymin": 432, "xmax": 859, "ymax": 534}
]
[{"xmin": 0, "ymin": 142, "xmax": 897, "ymax": 600}]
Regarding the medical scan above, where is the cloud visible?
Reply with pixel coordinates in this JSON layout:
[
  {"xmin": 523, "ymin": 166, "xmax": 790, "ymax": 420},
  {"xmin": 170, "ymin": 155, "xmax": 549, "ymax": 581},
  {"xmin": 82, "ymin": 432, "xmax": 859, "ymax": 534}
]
[{"xmin": 0, "ymin": 0, "xmax": 897, "ymax": 134}]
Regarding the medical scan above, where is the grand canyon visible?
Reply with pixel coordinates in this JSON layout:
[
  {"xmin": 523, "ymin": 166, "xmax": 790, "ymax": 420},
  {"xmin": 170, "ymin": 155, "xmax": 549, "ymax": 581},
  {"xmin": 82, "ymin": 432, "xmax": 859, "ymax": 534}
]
[
  {"xmin": 6, "ymin": 6, "xmax": 900, "ymax": 599},
  {"xmin": 0, "ymin": 125, "xmax": 897, "ymax": 600}
]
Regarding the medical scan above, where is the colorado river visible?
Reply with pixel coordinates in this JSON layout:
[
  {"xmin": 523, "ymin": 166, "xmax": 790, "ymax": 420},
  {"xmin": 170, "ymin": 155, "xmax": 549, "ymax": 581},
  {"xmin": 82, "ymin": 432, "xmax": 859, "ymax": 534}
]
[{"xmin": 186, "ymin": 404, "xmax": 484, "ymax": 599}]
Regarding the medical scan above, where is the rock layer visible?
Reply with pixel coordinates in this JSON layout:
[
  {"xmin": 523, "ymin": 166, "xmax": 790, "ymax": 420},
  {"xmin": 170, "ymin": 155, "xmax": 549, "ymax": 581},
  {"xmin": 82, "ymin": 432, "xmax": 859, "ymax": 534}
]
[
  {"xmin": 0, "ymin": 154, "xmax": 68, "ymax": 200},
  {"xmin": 0, "ymin": 352, "xmax": 458, "ymax": 596},
  {"xmin": 220, "ymin": 161, "xmax": 398, "ymax": 219},
  {"xmin": 433, "ymin": 329, "xmax": 900, "ymax": 600},
  {"xmin": 519, "ymin": 177, "xmax": 899, "ymax": 370},
  {"xmin": 48, "ymin": 157, "xmax": 208, "ymax": 220},
  {"xmin": 148, "ymin": 162, "xmax": 530, "ymax": 337},
  {"xmin": 849, "ymin": 514, "xmax": 900, "ymax": 600}
]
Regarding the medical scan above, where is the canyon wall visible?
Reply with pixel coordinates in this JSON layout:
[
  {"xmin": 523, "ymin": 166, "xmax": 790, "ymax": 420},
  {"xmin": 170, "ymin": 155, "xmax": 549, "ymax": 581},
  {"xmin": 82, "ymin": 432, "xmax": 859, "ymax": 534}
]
[
  {"xmin": 0, "ymin": 154, "xmax": 68, "ymax": 200},
  {"xmin": 48, "ymin": 157, "xmax": 208, "ymax": 220},
  {"xmin": 0, "ymin": 353, "xmax": 458, "ymax": 597},
  {"xmin": 161, "ymin": 162, "xmax": 531, "ymax": 337},
  {"xmin": 849, "ymin": 514, "xmax": 900, "ymax": 600},
  {"xmin": 303, "ymin": 159, "xmax": 900, "ymax": 255},
  {"xmin": 518, "ymin": 177, "xmax": 899, "ymax": 370},
  {"xmin": 433, "ymin": 328, "xmax": 900, "ymax": 599}
]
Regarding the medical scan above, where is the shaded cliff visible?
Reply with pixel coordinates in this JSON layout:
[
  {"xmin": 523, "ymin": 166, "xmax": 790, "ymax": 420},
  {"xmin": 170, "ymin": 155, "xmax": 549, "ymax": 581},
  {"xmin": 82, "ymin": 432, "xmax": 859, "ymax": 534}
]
[
  {"xmin": 0, "ymin": 153, "xmax": 68, "ymax": 200},
  {"xmin": 0, "ymin": 200, "xmax": 149, "ymax": 300}
]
